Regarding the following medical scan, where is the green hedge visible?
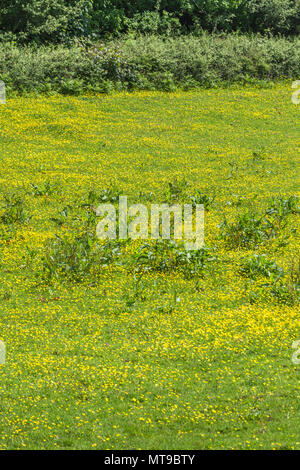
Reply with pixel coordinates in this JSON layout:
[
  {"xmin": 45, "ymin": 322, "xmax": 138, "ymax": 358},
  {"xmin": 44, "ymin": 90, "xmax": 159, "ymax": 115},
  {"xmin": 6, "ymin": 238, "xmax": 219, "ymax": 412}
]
[{"xmin": 1, "ymin": 34, "xmax": 300, "ymax": 94}]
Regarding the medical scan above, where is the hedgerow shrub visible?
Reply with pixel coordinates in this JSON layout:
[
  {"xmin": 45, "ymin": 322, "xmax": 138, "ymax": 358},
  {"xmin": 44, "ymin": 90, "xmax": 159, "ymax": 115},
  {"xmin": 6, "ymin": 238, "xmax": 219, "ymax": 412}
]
[{"xmin": 0, "ymin": 34, "xmax": 300, "ymax": 94}]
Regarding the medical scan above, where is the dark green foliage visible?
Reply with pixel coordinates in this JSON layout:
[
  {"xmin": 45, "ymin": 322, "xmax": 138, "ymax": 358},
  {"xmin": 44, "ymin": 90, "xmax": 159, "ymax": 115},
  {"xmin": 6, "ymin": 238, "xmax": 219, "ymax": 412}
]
[
  {"xmin": 0, "ymin": 1, "xmax": 299, "ymax": 42},
  {"xmin": 0, "ymin": 0, "xmax": 93, "ymax": 43}
]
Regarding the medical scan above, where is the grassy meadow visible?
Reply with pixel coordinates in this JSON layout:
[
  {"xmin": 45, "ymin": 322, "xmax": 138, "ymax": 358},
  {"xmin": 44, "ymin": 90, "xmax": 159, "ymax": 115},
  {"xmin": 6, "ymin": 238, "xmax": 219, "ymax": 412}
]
[{"xmin": 0, "ymin": 83, "xmax": 299, "ymax": 449}]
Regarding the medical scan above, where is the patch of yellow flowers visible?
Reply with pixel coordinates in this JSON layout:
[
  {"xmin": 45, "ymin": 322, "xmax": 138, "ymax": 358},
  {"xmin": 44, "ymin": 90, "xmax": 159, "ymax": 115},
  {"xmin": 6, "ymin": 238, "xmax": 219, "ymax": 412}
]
[{"xmin": 0, "ymin": 85, "xmax": 299, "ymax": 449}]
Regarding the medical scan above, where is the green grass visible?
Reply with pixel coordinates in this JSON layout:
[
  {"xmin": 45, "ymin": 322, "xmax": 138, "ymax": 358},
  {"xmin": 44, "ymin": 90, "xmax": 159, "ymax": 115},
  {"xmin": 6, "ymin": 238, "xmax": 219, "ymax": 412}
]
[{"xmin": 0, "ymin": 84, "xmax": 299, "ymax": 449}]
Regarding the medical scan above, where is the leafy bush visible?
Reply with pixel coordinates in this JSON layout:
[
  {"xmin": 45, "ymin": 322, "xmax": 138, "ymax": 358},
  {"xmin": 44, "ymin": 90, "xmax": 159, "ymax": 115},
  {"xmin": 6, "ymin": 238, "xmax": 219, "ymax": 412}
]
[
  {"xmin": 1, "ymin": 34, "xmax": 300, "ymax": 94},
  {"xmin": 239, "ymin": 0, "xmax": 299, "ymax": 36},
  {"xmin": 42, "ymin": 231, "xmax": 96, "ymax": 281},
  {"xmin": 265, "ymin": 195, "xmax": 299, "ymax": 221},
  {"xmin": 220, "ymin": 196, "xmax": 298, "ymax": 249},
  {"xmin": 219, "ymin": 212, "xmax": 271, "ymax": 249},
  {"xmin": 79, "ymin": 41, "xmax": 136, "ymax": 86},
  {"xmin": 132, "ymin": 240, "xmax": 214, "ymax": 278},
  {"xmin": 239, "ymin": 254, "xmax": 284, "ymax": 281},
  {"xmin": 42, "ymin": 228, "xmax": 123, "ymax": 282},
  {"xmin": 0, "ymin": 0, "xmax": 93, "ymax": 43},
  {"xmin": 124, "ymin": 10, "xmax": 181, "ymax": 35}
]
